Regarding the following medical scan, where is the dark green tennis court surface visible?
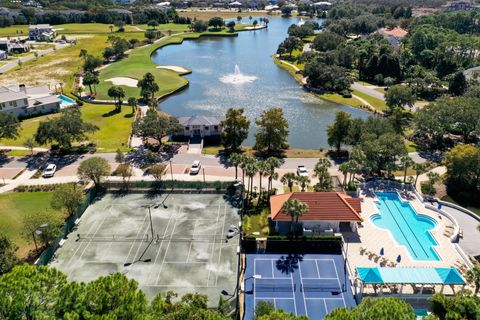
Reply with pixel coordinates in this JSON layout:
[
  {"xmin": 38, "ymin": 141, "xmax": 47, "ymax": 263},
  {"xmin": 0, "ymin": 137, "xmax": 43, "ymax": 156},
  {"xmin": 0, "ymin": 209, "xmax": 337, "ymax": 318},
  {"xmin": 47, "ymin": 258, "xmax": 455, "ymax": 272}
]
[{"xmin": 49, "ymin": 192, "xmax": 240, "ymax": 306}]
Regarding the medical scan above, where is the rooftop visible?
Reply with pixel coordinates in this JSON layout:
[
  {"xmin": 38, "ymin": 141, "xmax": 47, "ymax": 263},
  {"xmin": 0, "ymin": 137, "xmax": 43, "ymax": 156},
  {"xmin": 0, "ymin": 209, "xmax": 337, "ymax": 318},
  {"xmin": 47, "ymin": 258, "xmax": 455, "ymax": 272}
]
[
  {"xmin": 357, "ymin": 267, "xmax": 465, "ymax": 285},
  {"xmin": 379, "ymin": 26, "xmax": 408, "ymax": 39},
  {"xmin": 177, "ymin": 115, "xmax": 224, "ymax": 126},
  {"xmin": 270, "ymin": 192, "xmax": 362, "ymax": 222}
]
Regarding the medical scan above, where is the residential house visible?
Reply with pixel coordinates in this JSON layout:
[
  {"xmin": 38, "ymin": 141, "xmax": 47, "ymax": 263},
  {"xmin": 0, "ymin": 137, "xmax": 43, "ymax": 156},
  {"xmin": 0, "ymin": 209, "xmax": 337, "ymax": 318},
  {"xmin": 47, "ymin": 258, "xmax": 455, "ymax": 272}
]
[
  {"xmin": 0, "ymin": 84, "xmax": 61, "ymax": 117},
  {"xmin": 176, "ymin": 115, "xmax": 223, "ymax": 138},
  {"xmin": 28, "ymin": 24, "xmax": 55, "ymax": 41},
  {"xmin": 270, "ymin": 192, "xmax": 363, "ymax": 235},
  {"xmin": 0, "ymin": 39, "xmax": 30, "ymax": 53},
  {"xmin": 378, "ymin": 27, "xmax": 408, "ymax": 48}
]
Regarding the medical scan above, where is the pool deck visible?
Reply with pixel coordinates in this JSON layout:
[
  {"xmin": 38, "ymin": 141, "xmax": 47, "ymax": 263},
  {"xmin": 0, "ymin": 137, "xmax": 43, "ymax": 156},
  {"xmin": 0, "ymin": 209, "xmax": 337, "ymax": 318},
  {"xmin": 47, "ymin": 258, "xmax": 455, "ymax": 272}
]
[{"xmin": 344, "ymin": 189, "xmax": 470, "ymax": 294}]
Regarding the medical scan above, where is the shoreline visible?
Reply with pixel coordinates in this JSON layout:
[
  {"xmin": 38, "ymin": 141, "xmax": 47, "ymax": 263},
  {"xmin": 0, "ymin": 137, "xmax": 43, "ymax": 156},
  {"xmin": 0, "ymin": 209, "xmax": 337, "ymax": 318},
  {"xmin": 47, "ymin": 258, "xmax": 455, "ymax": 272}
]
[{"xmin": 272, "ymin": 55, "xmax": 378, "ymax": 114}]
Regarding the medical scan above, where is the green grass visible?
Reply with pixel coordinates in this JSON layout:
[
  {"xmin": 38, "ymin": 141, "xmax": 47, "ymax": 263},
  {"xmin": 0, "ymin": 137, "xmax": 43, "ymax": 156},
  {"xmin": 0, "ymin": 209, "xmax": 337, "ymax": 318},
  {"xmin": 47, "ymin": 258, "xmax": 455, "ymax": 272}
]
[
  {"xmin": 352, "ymin": 89, "xmax": 387, "ymax": 111},
  {"xmin": 442, "ymin": 195, "xmax": 480, "ymax": 216},
  {"xmin": 0, "ymin": 25, "xmax": 28, "ymax": 37},
  {"xmin": 0, "ymin": 192, "xmax": 61, "ymax": 258},
  {"xmin": 1, "ymin": 103, "xmax": 133, "ymax": 153},
  {"xmin": 321, "ymin": 93, "xmax": 364, "ymax": 108},
  {"xmin": 81, "ymin": 103, "xmax": 134, "ymax": 152},
  {"xmin": 405, "ymin": 140, "xmax": 418, "ymax": 153},
  {"xmin": 375, "ymin": 87, "xmax": 386, "ymax": 94},
  {"xmin": 243, "ymin": 209, "xmax": 270, "ymax": 237},
  {"xmin": 0, "ymin": 23, "xmax": 188, "ymax": 37},
  {"xmin": 97, "ymin": 26, "xmax": 250, "ymax": 100},
  {"xmin": 3, "ymin": 33, "xmax": 143, "ymax": 95},
  {"xmin": 5, "ymin": 149, "xmax": 32, "ymax": 157}
]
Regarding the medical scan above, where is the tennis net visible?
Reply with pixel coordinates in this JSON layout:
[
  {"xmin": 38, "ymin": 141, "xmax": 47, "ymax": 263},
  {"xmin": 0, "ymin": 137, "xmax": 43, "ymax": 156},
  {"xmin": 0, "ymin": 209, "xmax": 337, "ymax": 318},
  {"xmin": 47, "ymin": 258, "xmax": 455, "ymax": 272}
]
[
  {"xmin": 255, "ymin": 283, "xmax": 296, "ymax": 292},
  {"xmin": 301, "ymin": 284, "xmax": 341, "ymax": 292},
  {"xmin": 75, "ymin": 234, "xmax": 150, "ymax": 242}
]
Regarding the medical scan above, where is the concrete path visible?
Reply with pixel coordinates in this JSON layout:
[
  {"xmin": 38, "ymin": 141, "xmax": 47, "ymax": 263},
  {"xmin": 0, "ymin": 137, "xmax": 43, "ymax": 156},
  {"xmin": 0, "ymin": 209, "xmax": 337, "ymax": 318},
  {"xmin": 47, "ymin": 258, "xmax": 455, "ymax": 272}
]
[
  {"xmin": 0, "ymin": 146, "xmax": 49, "ymax": 152},
  {"xmin": 441, "ymin": 204, "xmax": 480, "ymax": 257},
  {"xmin": 415, "ymin": 166, "xmax": 446, "ymax": 190},
  {"xmin": 351, "ymin": 82, "xmax": 385, "ymax": 100}
]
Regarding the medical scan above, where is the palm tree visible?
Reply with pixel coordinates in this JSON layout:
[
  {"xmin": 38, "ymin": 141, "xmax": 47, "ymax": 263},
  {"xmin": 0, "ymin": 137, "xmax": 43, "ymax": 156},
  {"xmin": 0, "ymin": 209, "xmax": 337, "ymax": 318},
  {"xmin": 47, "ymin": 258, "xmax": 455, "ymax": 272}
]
[
  {"xmin": 257, "ymin": 160, "xmax": 269, "ymax": 199},
  {"xmin": 413, "ymin": 163, "xmax": 427, "ymax": 186},
  {"xmin": 127, "ymin": 97, "xmax": 137, "ymax": 114},
  {"xmin": 229, "ymin": 152, "xmax": 243, "ymax": 180},
  {"xmin": 281, "ymin": 172, "xmax": 296, "ymax": 192},
  {"xmin": 282, "ymin": 199, "xmax": 309, "ymax": 235},
  {"xmin": 426, "ymin": 171, "xmax": 440, "ymax": 185},
  {"xmin": 400, "ymin": 156, "xmax": 414, "ymax": 184},
  {"xmin": 296, "ymin": 175, "xmax": 310, "ymax": 192},
  {"xmin": 265, "ymin": 157, "xmax": 281, "ymax": 194},
  {"xmin": 239, "ymin": 154, "xmax": 251, "ymax": 186},
  {"xmin": 314, "ymin": 158, "xmax": 333, "ymax": 191},
  {"xmin": 244, "ymin": 160, "xmax": 258, "ymax": 200},
  {"xmin": 466, "ymin": 267, "xmax": 480, "ymax": 294}
]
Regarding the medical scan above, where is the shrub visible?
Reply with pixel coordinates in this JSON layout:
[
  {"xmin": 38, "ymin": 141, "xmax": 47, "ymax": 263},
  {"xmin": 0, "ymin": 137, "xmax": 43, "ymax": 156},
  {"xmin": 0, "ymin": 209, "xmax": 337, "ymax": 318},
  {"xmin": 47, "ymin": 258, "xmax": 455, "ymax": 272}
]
[{"xmin": 421, "ymin": 182, "xmax": 436, "ymax": 195}]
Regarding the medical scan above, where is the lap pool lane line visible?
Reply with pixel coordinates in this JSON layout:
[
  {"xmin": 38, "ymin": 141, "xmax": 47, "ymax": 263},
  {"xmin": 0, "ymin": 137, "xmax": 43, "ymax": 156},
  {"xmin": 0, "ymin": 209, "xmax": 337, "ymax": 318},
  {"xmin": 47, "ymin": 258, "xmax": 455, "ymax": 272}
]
[
  {"xmin": 377, "ymin": 196, "xmax": 421, "ymax": 260},
  {"xmin": 388, "ymin": 196, "xmax": 435, "ymax": 260}
]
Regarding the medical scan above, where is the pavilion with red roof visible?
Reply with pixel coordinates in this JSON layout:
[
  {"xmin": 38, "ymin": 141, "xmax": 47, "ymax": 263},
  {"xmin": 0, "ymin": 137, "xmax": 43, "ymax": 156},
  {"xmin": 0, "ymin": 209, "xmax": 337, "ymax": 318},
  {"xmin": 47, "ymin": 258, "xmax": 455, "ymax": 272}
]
[{"xmin": 270, "ymin": 192, "xmax": 363, "ymax": 235}]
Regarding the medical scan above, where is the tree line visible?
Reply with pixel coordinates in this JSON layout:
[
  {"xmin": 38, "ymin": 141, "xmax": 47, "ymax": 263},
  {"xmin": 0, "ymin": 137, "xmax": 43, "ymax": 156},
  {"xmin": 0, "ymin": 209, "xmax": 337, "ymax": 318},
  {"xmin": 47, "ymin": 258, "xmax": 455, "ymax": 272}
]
[{"xmin": 0, "ymin": 7, "xmax": 191, "ymax": 27}]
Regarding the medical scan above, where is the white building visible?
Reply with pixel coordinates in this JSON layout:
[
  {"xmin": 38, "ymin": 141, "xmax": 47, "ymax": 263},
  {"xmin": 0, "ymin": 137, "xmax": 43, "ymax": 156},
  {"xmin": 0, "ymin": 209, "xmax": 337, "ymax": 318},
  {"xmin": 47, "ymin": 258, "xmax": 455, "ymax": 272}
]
[
  {"xmin": 0, "ymin": 85, "xmax": 61, "ymax": 117},
  {"xmin": 28, "ymin": 24, "xmax": 56, "ymax": 41},
  {"xmin": 177, "ymin": 115, "xmax": 223, "ymax": 138}
]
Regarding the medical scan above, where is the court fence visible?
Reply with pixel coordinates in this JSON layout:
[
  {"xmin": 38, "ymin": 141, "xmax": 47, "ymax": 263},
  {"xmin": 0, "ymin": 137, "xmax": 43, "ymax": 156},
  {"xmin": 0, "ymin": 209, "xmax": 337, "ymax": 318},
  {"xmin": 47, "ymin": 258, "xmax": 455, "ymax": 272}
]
[
  {"xmin": 102, "ymin": 180, "xmax": 234, "ymax": 191},
  {"xmin": 242, "ymin": 236, "xmax": 343, "ymax": 254},
  {"xmin": 35, "ymin": 188, "xmax": 98, "ymax": 266}
]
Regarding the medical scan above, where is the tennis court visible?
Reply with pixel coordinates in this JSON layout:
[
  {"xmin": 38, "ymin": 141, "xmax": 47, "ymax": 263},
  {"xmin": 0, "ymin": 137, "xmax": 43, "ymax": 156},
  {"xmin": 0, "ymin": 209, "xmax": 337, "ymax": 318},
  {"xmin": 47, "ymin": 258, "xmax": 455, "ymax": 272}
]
[
  {"xmin": 49, "ymin": 192, "xmax": 241, "ymax": 307},
  {"xmin": 244, "ymin": 253, "xmax": 356, "ymax": 319}
]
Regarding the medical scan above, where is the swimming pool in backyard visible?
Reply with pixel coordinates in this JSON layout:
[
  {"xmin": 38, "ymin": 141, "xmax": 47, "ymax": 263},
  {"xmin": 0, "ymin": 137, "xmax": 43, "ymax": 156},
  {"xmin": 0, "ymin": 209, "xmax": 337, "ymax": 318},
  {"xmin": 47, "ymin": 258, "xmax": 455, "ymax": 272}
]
[
  {"xmin": 371, "ymin": 192, "xmax": 440, "ymax": 261},
  {"xmin": 57, "ymin": 94, "xmax": 76, "ymax": 108}
]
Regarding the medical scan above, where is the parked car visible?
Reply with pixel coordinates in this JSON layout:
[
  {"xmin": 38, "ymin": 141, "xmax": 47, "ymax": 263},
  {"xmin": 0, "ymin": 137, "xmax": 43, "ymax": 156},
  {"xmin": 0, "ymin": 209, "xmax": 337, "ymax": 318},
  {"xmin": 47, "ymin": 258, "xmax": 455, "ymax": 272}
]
[
  {"xmin": 190, "ymin": 160, "xmax": 201, "ymax": 174},
  {"xmin": 43, "ymin": 164, "xmax": 57, "ymax": 178},
  {"xmin": 297, "ymin": 165, "xmax": 308, "ymax": 177}
]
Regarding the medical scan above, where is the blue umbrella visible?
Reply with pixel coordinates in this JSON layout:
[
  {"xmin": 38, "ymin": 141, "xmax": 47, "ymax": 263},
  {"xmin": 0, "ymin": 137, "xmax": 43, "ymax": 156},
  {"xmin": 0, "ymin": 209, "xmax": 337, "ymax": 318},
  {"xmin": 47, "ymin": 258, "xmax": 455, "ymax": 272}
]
[
  {"xmin": 380, "ymin": 248, "xmax": 384, "ymax": 256},
  {"xmin": 396, "ymin": 255, "xmax": 402, "ymax": 263}
]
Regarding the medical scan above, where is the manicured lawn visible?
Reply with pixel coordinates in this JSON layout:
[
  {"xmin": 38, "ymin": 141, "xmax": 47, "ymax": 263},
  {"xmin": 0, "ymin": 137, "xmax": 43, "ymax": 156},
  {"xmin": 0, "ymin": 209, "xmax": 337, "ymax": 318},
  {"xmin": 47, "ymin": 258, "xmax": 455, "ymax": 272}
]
[
  {"xmin": 442, "ymin": 195, "xmax": 480, "ymax": 216},
  {"xmin": 321, "ymin": 93, "xmax": 364, "ymax": 108},
  {"xmin": 1, "ymin": 113, "xmax": 56, "ymax": 147},
  {"xmin": 2, "ymin": 33, "xmax": 143, "ymax": 94},
  {"xmin": 0, "ymin": 192, "xmax": 61, "ymax": 258},
  {"xmin": 375, "ymin": 87, "xmax": 386, "ymax": 94},
  {"xmin": 135, "ymin": 23, "xmax": 191, "ymax": 33},
  {"xmin": 178, "ymin": 10, "xmax": 266, "ymax": 20},
  {"xmin": 97, "ymin": 26, "xmax": 250, "ymax": 100},
  {"xmin": 0, "ymin": 25, "xmax": 28, "ymax": 37},
  {"xmin": 81, "ymin": 103, "xmax": 134, "ymax": 152},
  {"xmin": 352, "ymin": 89, "xmax": 387, "ymax": 111},
  {"xmin": 1, "ymin": 103, "xmax": 133, "ymax": 152},
  {"xmin": 0, "ymin": 23, "xmax": 185, "ymax": 36}
]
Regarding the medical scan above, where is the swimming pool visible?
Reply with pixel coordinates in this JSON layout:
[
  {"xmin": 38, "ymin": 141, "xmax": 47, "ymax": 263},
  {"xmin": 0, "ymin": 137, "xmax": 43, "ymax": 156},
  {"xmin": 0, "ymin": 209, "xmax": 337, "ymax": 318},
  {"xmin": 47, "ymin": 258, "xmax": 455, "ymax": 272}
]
[
  {"xmin": 371, "ymin": 192, "xmax": 440, "ymax": 261},
  {"xmin": 57, "ymin": 94, "xmax": 76, "ymax": 108}
]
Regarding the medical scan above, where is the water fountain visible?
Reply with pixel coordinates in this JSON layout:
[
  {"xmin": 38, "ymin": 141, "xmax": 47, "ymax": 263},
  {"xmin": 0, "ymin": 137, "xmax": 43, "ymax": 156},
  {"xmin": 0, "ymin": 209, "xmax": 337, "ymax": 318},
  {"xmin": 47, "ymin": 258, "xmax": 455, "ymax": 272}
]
[
  {"xmin": 219, "ymin": 64, "xmax": 257, "ymax": 84},
  {"xmin": 298, "ymin": 18, "xmax": 305, "ymax": 26}
]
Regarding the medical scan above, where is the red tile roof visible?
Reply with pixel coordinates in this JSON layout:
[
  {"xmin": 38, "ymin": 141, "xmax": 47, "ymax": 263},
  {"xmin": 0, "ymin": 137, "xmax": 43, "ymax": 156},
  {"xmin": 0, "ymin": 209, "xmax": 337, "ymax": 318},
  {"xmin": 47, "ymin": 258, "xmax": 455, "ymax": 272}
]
[
  {"xmin": 379, "ymin": 27, "xmax": 408, "ymax": 38},
  {"xmin": 270, "ymin": 192, "xmax": 362, "ymax": 222}
]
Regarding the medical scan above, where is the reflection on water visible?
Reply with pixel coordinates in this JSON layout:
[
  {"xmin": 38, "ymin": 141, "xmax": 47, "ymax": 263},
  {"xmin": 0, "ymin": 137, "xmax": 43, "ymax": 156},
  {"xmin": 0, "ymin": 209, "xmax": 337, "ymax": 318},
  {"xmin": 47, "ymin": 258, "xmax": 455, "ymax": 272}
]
[{"xmin": 151, "ymin": 17, "xmax": 369, "ymax": 149}]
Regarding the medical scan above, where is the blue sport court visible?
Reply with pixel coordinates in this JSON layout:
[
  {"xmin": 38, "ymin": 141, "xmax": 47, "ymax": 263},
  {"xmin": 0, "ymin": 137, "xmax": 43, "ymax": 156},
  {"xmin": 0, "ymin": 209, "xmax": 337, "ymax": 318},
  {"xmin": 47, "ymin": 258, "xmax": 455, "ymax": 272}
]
[{"xmin": 244, "ymin": 254, "xmax": 356, "ymax": 319}]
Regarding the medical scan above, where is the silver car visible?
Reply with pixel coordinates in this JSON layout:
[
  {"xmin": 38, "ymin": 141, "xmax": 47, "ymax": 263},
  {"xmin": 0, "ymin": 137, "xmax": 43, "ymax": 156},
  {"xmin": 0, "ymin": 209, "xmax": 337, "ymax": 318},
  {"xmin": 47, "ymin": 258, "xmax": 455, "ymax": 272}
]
[
  {"xmin": 190, "ymin": 160, "xmax": 201, "ymax": 174},
  {"xmin": 297, "ymin": 165, "xmax": 308, "ymax": 177},
  {"xmin": 43, "ymin": 164, "xmax": 57, "ymax": 178}
]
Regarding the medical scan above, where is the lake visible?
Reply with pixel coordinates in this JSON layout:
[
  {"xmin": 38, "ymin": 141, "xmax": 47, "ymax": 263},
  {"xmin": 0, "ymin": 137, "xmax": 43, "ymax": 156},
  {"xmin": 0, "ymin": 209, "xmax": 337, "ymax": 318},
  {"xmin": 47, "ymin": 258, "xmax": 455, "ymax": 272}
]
[{"xmin": 151, "ymin": 17, "xmax": 369, "ymax": 149}]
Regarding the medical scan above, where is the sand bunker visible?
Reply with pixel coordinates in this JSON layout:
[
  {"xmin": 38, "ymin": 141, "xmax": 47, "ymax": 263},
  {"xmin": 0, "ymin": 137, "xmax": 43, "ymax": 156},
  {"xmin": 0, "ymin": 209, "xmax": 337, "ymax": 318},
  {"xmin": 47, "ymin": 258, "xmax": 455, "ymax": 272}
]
[
  {"xmin": 105, "ymin": 77, "xmax": 138, "ymax": 87},
  {"xmin": 156, "ymin": 65, "xmax": 189, "ymax": 73}
]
